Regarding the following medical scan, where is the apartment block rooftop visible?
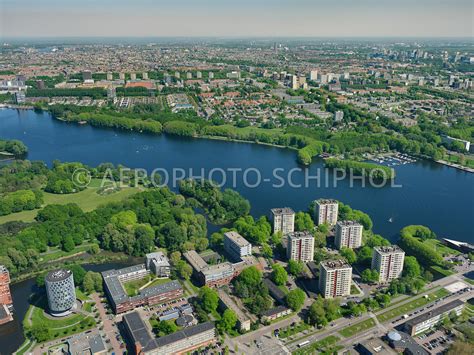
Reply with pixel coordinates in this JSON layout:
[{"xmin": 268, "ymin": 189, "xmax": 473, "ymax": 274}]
[
  {"xmin": 337, "ymin": 220, "xmax": 362, "ymax": 227},
  {"xmin": 224, "ymin": 231, "xmax": 251, "ymax": 248},
  {"xmin": 316, "ymin": 199, "xmax": 338, "ymax": 204},
  {"xmin": 320, "ymin": 260, "xmax": 352, "ymax": 270},
  {"xmin": 271, "ymin": 207, "xmax": 295, "ymax": 215},
  {"xmin": 374, "ymin": 245, "xmax": 405, "ymax": 254},
  {"xmin": 405, "ymin": 299, "xmax": 464, "ymax": 328},
  {"xmin": 288, "ymin": 231, "xmax": 314, "ymax": 239}
]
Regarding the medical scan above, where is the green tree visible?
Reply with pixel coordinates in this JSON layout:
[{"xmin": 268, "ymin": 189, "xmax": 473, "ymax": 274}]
[
  {"xmin": 361, "ymin": 269, "xmax": 379, "ymax": 284},
  {"xmin": 294, "ymin": 212, "xmax": 315, "ymax": 231},
  {"xmin": 287, "ymin": 260, "xmax": 304, "ymax": 276},
  {"xmin": 340, "ymin": 247, "xmax": 357, "ymax": 264},
  {"xmin": 30, "ymin": 324, "xmax": 50, "ymax": 342},
  {"xmin": 271, "ymin": 264, "xmax": 288, "ymax": 286},
  {"xmin": 218, "ymin": 309, "xmax": 238, "ymax": 333},
  {"xmin": 198, "ymin": 286, "xmax": 219, "ymax": 314},
  {"xmin": 154, "ymin": 320, "xmax": 178, "ymax": 337},
  {"xmin": 403, "ymin": 256, "xmax": 421, "ymax": 278},
  {"xmin": 285, "ymin": 289, "xmax": 306, "ymax": 311}
]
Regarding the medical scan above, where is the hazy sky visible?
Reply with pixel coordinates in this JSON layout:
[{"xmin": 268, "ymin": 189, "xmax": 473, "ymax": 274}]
[{"xmin": 1, "ymin": 0, "xmax": 473, "ymax": 38}]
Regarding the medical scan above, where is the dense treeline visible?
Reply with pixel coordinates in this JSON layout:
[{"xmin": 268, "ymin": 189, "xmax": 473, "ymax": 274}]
[
  {"xmin": 26, "ymin": 88, "xmax": 107, "ymax": 99},
  {"xmin": 324, "ymin": 159, "xmax": 395, "ymax": 180},
  {"xmin": 0, "ymin": 160, "xmax": 48, "ymax": 194},
  {"xmin": 399, "ymin": 225, "xmax": 445, "ymax": 267},
  {"xmin": 0, "ymin": 139, "xmax": 28, "ymax": 156},
  {"xmin": 179, "ymin": 179, "xmax": 250, "ymax": 224},
  {"xmin": 0, "ymin": 189, "xmax": 43, "ymax": 216},
  {"xmin": 61, "ymin": 113, "xmax": 163, "ymax": 133},
  {"xmin": 0, "ymin": 187, "xmax": 207, "ymax": 275}
]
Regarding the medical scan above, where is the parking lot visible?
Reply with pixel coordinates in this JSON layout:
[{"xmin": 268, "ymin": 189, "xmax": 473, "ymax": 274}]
[{"xmin": 416, "ymin": 329, "xmax": 454, "ymax": 354}]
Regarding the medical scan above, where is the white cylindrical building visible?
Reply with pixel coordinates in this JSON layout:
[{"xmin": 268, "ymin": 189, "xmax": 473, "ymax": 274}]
[{"xmin": 45, "ymin": 269, "xmax": 76, "ymax": 316}]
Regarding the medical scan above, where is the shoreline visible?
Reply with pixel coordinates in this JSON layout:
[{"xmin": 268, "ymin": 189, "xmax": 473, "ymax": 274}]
[{"xmin": 2, "ymin": 106, "xmax": 473, "ymax": 173}]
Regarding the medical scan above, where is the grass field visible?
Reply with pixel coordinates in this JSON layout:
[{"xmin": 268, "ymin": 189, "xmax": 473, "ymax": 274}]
[
  {"xmin": 38, "ymin": 244, "xmax": 95, "ymax": 263},
  {"xmin": 147, "ymin": 277, "xmax": 172, "ymax": 288},
  {"xmin": 338, "ymin": 318, "xmax": 376, "ymax": 338},
  {"xmin": 279, "ymin": 322, "xmax": 311, "ymax": 339},
  {"xmin": 123, "ymin": 276, "xmax": 152, "ymax": 296},
  {"xmin": 0, "ymin": 180, "xmax": 141, "ymax": 224},
  {"xmin": 377, "ymin": 288, "xmax": 449, "ymax": 323},
  {"xmin": 424, "ymin": 239, "xmax": 460, "ymax": 256}
]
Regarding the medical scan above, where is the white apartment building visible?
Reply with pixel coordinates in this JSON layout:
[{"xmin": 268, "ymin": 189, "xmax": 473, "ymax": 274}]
[
  {"xmin": 371, "ymin": 246, "xmax": 405, "ymax": 283},
  {"xmin": 271, "ymin": 207, "xmax": 295, "ymax": 235},
  {"xmin": 319, "ymin": 260, "xmax": 352, "ymax": 298},
  {"xmin": 223, "ymin": 231, "xmax": 252, "ymax": 260},
  {"xmin": 287, "ymin": 231, "xmax": 314, "ymax": 263},
  {"xmin": 335, "ymin": 221, "xmax": 363, "ymax": 249},
  {"xmin": 314, "ymin": 199, "xmax": 339, "ymax": 226}
]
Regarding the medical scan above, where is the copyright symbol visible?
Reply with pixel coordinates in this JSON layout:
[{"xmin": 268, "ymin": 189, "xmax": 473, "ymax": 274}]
[{"xmin": 72, "ymin": 168, "xmax": 92, "ymax": 188}]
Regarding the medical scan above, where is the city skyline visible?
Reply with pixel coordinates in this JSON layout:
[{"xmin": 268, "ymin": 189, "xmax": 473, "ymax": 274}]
[{"xmin": 1, "ymin": 0, "xmax": 473, "ymax": 38}]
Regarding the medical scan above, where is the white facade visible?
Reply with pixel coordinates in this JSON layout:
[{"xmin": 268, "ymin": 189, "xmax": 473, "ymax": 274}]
[
  {"xmin": 371, "ymin": 246, "xmax": 405, "ymax": 283},
  {"xmin": 223, "ymin": 231, "xmax": 252, "ymax": 260},
  {"xmin": 314, "ymin": 199, "xmax": 339, "ymax": 226},
  {"xmin": 335, "ymin": 221, "xmax": 363, "ymax": 249},
  {"xmin": 271, "ymin": 208, "xmax": 295, "ymax": 235},
  {"xmin": 319, "ymin": 260, "xmax": 352, "ymax": 298},
  {"xmin": 146, "ymin": 252, "xmax": 171, "ymax": 277},
  {"xmin": 287, "ymin": 231, "xmax": 314, "ymax": 263}
]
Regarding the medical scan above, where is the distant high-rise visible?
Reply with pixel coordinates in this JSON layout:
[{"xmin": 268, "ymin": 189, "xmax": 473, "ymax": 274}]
[
  {"xmin": 335, "ymin": 221, "xmax": 363, "ymax": 249},
  {"xmin": 319, "ymin": 260, "xmax": 352, "ymax": 298},
  {"xmin": 82, "ymin": 70, "xmax": 92, "ymax": 81},
  {"xmin": 208, "ymin": 72, "xmax": 214, "ymax": 80},
  {"xmin": 106, "ymin": 72, "xmax": 113, "ymax": 81},
  {"xmin": 36, "ymin": 80, "xmax": 45, "ymax": 89},
  {"xmin": 334, "ymin": 110, "xmax": 344, "ymax": 122},
  {"xmin": 287, "ymin": 231, "xmax": 314, "ymax": 263},
  {"xmin": 142, "ymin": 72, "xmax": 148, "ymax": 80},
  {"xmin": 186, "ymin": 72, "xmax": 192, "ymax": 79},
  {"xmin": 310, "ymin": 70, "xmax": 318, "ymax": 81},
  {"xmin": 119, "ymin": 72, "xmax": 125, "ymax": 80},
  {"xmin": 0, "ymin": 266, "xmax": 12, "ymax": 307},
  {"xmin": 130, "ymin": 73, "xmax": 137, "ymax": 80},
  {"xmin": 45, "ymin": 269, "xmax": 76, "ymax": 315},
  {"xmin": 314, "ymin": 199, "xmax": 339, "ymax": 226},
  {"xmin": 371, "ymin": 246, "xmax": 405, "ymax": 283},
  {"xmin": 196, "ymin": 71, "xmax": 202, "ymax": 79},
  {"xmin": 175, "ymin": 71, "xmax": 181, "ymax": 79}
]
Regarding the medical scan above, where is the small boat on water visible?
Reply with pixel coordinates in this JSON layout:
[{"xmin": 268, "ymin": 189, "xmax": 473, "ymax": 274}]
[{"xmin": 388, "ymin": 217, "xmax": 393, "ymax": 223}]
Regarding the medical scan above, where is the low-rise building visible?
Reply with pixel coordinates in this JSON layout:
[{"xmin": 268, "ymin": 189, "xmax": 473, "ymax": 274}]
[
  {"xmin": 404, "ymin": 299, "xmax": 465, "ymax": 336},
  {"xmin": 358, "ymin": 338, "xmax": 397, "ymax": 355},
  {"xmin": 271, "ymin": 207, "xmax": 295, "ymax": 235},
  {"xmin": 223, "ymin": 231, "xmax": 252, "ymax": 260},
  {"xmin": 184, "ymin": 251, "xmax": 236, "ymax": 287},
  {"xmin": 263, "ymin": 278, "xmax": 286, "ymax": 305},
  {"xmin": 122, "ymin": 311, "xmax": 217, "ymax": 355},
  {"xmin": 102, "ymin": 264, "xmax": 183, "ymax": 314},
  {"xmin": 371, "ymin": 246, "xmax": 405, "ymax": 283},
  {"xmin": 261, "ymin": 305, "xmax": 292, "ymax": 323},
  {"xmin": 335, "ymin": 221, "xmax": 363, "ymax": 249},
  {"xmin": 67, "ymin": 333, "xmax": 107, "ymax": 355},
  {"xmin": 319, "ymin": 260, "xmax": 352, "ymax": 298},
  {"xmin": 218, "ymin": 290, "xmax": 251, "ymax": 331},
  {"xmin": 145, "ymin": 252, "xmax": 171, "ymax": 277}
]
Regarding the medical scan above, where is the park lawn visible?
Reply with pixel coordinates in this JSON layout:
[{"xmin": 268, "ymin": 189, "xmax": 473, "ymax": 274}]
[
  {"xmin": 377, "ymin": 288, "xmax": 449, "ymax": 323},
  {"xmin": 123, "ymin": 276, "xmax": 152, "ymax": 296},
  {"xmin": 430, "ymin": 265, "xmax": 455, "ymax": 278},
  {"xmin": 292, "ymin": 335, "xmax": 340, "ymax": 355},
  {"xmin": 463, "ymin": 278, "xmax": 474, "ymax": 286},
  {"xmin": 339, "ymin": 318, "xmax": 376, "ymax": 338},
  {"xmin": 279, "ymin": 322, "xmax": 311, "ymax": 339},
  {"xmin": 0, "ymin": 183, "xmax": 141, "ymax": 224},
  {"xmin": 423, "ymin": 239, "xmax": 460, "ymax": 256}
]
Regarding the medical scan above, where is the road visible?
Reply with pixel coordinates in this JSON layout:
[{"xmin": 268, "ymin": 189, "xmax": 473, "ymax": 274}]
[{"xmin": 91, "ymin": 293, "xmax": 124, "ymax": 354}]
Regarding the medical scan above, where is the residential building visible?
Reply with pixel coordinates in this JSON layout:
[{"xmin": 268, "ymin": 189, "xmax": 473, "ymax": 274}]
[
  {"xmin": 223, "ymin": 231, "xmax": 252, "ymax": 260},
  {"xmin": 310, "ymin": 70, "xmax": 318, "ymax": 81},
  {"xmin": 319, "ymin": 260, "xmax": 352, "ymax": 298},
  {"xmin": 218, "ymin": 290, "xmax": 251, "ymax": 332},
  {"xmin": 358, "ymin": 338, "xmax": 397, "ymax": 355},
  {"xmin": 123, "ymin": 311, "xmax": 217, "ymax": 355},
  {"xmin": 67, "ymin": 333, "xmax": 107, "ymax": 355},
  {"xmin": 371, "ymin": 246, "xmax": 405, "ymax": 283},
  {"xmin": 314, "ymin": 199, "xmax": 339, "ymax": 226},
  {"xmin": 145, "ymin": 252, "xmax": 171, "ymax": 277},
  {"xmin": 271, "ymin": 207, "xmax": 295, "ymax": 235},
  {"xmin": 387, "ymin": 331, "xmax": 429, "ymax": 355},
  {"xmin": 287, "ymin": 231, "xmax": 314, "ymax": 263},
  {"xmin": 335, "ymin": 221, "xmax": 363, "ymax": 249},
  {"xmin": 45, "ymin": 269, "xmax": 76, "ymax": 315},
  {"xmin": 184, "ymin": 251, "xmax": 236, "ymax": 287},
  {"xmin": 263, "ymin": 278, "xmax": 286, "ymax": 305},
  {"xmin": 261, "ymin": 306, "xmax": 292, "ymax": 323},
  {"xmin": 334, "ymin": 110, "xmax": 344, "ymax": 122},
  {"xmin": 404, "ymin": 300, "xmax": 465, "ymax": 336},
  {"xmin": 102, "ymin": 264, "xmax": 183, "ymax": 314},
  {"xmin": 0, "ymin": 265, "xmax": 12, "ymax": 307}
]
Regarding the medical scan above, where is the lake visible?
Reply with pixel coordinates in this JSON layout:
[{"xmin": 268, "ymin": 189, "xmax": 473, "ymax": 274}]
[{"xmin": 1, "ymin": 108, "xmax": 473, "ymax": 243}]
